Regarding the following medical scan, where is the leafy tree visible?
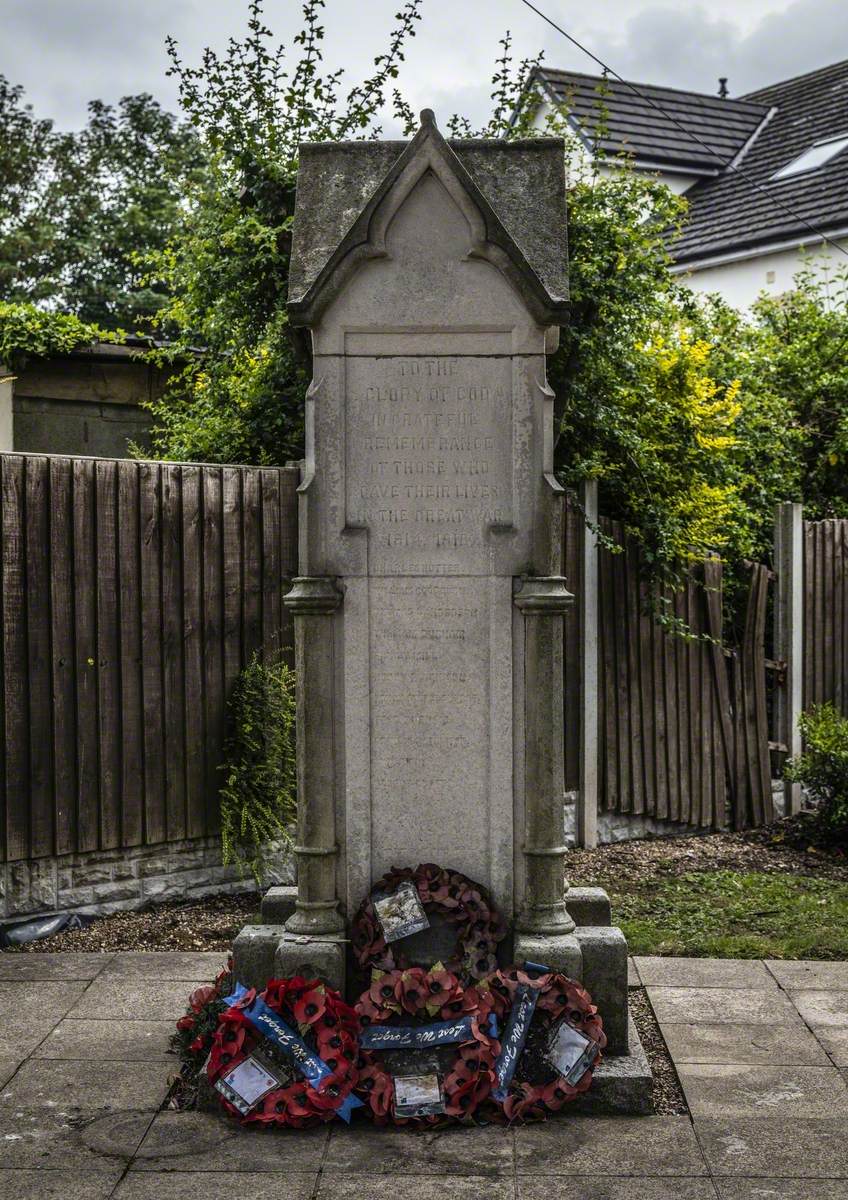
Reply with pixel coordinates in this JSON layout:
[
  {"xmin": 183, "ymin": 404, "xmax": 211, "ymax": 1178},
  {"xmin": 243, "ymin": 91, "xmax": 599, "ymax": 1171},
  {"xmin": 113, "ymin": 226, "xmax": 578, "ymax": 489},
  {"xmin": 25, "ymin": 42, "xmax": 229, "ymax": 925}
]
[
  {"xmin": 0, "ymin": 80, "xmax": 202, "ymax": 330},
  {"xmin": 0, "ymin": 77, "xmax": 59, "ymax": 302}
]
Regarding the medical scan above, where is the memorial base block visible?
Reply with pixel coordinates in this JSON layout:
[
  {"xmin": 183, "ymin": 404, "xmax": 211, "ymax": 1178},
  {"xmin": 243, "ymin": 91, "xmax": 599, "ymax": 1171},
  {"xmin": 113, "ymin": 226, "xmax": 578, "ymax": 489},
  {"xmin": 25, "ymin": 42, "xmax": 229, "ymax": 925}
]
[
  {"xmin": 512, "ymin": 931, "xmax": 583, "ymax": 980},
  {"xmin": 231, "ymin": 924, "xmax": 287, "ymax": 991},
  {"xmin": 272, "ymin": 933, "xmax": 345, "ymax": 993}
]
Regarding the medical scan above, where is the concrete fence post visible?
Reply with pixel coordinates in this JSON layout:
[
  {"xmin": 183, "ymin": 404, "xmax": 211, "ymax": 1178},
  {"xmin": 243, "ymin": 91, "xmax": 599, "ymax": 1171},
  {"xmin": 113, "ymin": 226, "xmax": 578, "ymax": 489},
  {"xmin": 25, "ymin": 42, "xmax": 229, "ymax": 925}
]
[
  {"xmin": 774, "ymin": 502, "xmax": 803, "ymax": 814},
  {"xmin": 578, "ymin": 478, "xmax": 599, "ymax": 848},
  {"xmin": 0, "ymin": 365, "xmax": 14, "ymax": 451}
]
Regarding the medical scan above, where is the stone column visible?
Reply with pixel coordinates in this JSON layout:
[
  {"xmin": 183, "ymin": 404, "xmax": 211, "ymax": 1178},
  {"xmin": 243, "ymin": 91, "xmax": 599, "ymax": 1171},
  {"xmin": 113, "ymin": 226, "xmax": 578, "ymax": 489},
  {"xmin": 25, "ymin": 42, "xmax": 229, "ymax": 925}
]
[
  {"xmin": 513, "ymin": 575, "xmax": 581, "ymax": 975},
  {"xmin": 282, "ymin": 576, "xmax": 345, "ymax": 937}
]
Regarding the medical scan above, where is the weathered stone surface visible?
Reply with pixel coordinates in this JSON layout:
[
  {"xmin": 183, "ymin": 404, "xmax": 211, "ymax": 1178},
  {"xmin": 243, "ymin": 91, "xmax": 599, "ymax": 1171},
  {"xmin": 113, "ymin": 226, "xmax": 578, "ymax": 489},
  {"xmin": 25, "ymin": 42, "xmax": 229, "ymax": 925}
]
[
  {"xmin": 715, "ymin": 1182, "xmax": 848, "ymax": 1199},
  {"xmin": 118, "ymin": 1173, "xmax": 316, "ymax": 1199},
  {"xmin": 662, "ymin": 1018, "xmax": 830, "ymax": 1066},
  {"xmin": 636, "ymin": 957, "xmax": 775, "ymax": 989},
  {"xmin": 788, "ymin": 989, "xmax": 848, "ymax": 1027},
  {"xmin": 573, "ymin": 1017, "xmax": 652, "ymax": 1115},
  {"xmin": 0, "ymin": 1170, "xmax": 122, "ymax": 1199},
  {"xmin": 316, "ymin": 1176, "xmax": 515, "ymax": 1200},
  {"xmin": 514, "ymin": 1115, "xmax": 707, "ymax": 1176},
  {"xmin": 0, "ymin": 1110, "xmax": 150, "ymax": 1171},
  {"xmin": 131, "ymin": 1112, "xmax": 328, "ymax": 1173},
  {"xmin": 648, "ymin": 986, "xmax": 798, "ymax": 1025},
  {"xmin": 100, "ymin": 951, "xmax": 229, "ymax": 981},
  {"xmin": 766, "ymin": 960, "xmax": 848, "ymax": 990},
  {"xmin": 66, "ymin": 978, "xmax": 206, "ymax": 1020},
  {"xmin": 0, "ymin": 951, "xmax": 111, "ymax": 981},
  {"xmin": 565, "ymin": 886, "xmax": 611, "ymax": 927},
  {"xmin": 231, "ymin": 924, "xmax": 285, "ymax": 990},
  {"xmin": 815, "ymin": 1025, "xmax": 848, "ymax": 1065},
  {"xmin": 694, "ymin": 1116, "xmax": 848, "ymax": 1178},
  {"xmin": 574, "ymin": 925, "xmax": 629, "ymax": 1055},
  {"xmin": 513, "ymin": 932, "xmax": 583, "ymax": 980},
  {"xmin": 260, "ymin": 885, "xmax": 297, "ymax": 924},
  {"xmin": 677, "ymin": 1062, "xmax": 848, "ymax": 1118},
  {"xmin": 0, "ymin": 979, "xmax": 87, "ymax": 1018},
  {"xmin": 520, "ymin": 1181, "xmax": 716, "ymax": 1200},
  {"xmin": 0, "ymin": 1059, "xmax": 171, "ymax": 1113},
  {"xmin": 33, "ymin": 1018, "xmax": 173, "ymax": 1061},
  {"xmin": 0, "ymin": 1060, "xmax": 20, "ymax": 1087},
  {"xmin": 273, "ymin": 934, "xmax": 345, "ymax": 992},
  {"xmin": 324, "ymin": 1123, "xmax": 514, "ymax": 1176}
]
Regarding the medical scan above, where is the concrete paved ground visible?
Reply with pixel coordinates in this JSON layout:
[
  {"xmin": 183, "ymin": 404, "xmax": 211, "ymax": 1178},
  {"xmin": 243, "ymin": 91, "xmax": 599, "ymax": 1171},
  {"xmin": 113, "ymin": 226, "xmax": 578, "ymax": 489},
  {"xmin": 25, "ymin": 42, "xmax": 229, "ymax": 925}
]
[{"xmin": 0, "ymin": 951, "xmax": 846, "ymax": 1198}]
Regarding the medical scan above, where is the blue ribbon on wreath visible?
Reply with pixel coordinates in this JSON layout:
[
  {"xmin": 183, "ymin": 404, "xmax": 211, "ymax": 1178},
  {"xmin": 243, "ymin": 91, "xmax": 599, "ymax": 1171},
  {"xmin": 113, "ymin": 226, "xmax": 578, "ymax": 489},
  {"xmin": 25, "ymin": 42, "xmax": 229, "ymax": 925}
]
[
  {"xmin": 360, "ymin": 1012, "xmax": 498, "ymax": 1050},
  {"xmin": 223, "ymin": 983, "xmax": 362, "ymax": 1122},
  {"xmin": 492, "ymin": 961, "xmax": 549, "ymax": 1101}
]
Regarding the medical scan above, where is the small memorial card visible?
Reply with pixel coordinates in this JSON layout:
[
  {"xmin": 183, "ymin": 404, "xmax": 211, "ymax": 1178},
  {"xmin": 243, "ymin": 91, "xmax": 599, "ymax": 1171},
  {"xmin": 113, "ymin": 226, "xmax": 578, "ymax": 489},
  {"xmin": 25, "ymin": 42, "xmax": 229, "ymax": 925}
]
[
  {"xmin": 374, "ymin": 880, "xmax": 429, "ymax": 943},
  {"xmin": 393, "ymin": 1072, "xmax": 445, "ymax": 1118},
  {"xmin": 545, "ymin": 1022, "xmax": 600, "ymax": 1086},
  {"xmin": 214, "ymin": 1052, "xmax": 285, "ymax": 1116}
]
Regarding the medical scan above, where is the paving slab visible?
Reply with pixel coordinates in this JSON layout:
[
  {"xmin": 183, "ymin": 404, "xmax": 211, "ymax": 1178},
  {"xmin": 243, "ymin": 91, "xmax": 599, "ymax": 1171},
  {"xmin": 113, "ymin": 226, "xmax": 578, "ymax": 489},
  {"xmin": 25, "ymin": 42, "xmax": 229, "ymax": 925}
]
[
  {"xmin": 319, "ymin": 1175, "xmax": 517, "ymax": 1199},
  {"xmin": 635, "ymin": 959, "xmax": 774, "ymax": 989},
  {"xmin": 33, "ymin": 1019, "xmax": 174, "ymax": 1061},
  {"xmin": 0, "ymin": 1109, "xmax": 153, "ymax": 1171},
  {"xmin": 514, "ymin": 1116, "xmax": 707, "ymax": 1176},
  {"xmin": 0, "ymin": 1169, "xmax": 123, "ymax": 1198},
  {"xmin": 662, "ymin": 1019, "xmax": 830, "ymax": 1066},
  {"xmin": 0, "ymin": 1061, "xmax": 20, "ymax": 1088},
  {"xmin": 0, "ymin": 979, "xmax": 88, "ymax": 1018},
  {"xmin": 518, "ymin": 1180, "xmax": 718, "ymax": 1200},
  {"xmin": 766, "ymin": 960, "xmax": 848, "ymax": 990},
  {"xmin": 324, "ymin": 1122, "xmax": 514, "ymax": 1175},
  {"xmin": 814, "ymin": 1025, "xmax": 848, "ymax": 1065},
  {"xmin": 789, "ymin": 989, "xmax": 848, "ymax": 1028},
  {"xmin": 694, "ymin": 1116, "xmax": 848, "ymax": 1178},
  {"xmin": 0, "ymin": 1013, "xmax": 60, "ymax": 1059},
  {"xmin": 0, "ymin": 953, "xmax": 114, "ymax": 981},
  {"xmin": 648, "ymin": 987, "xmax": 798, "ymax": 1026},
  {"xmin": 131, "ymin": 1111, "xmax": 328, "ymax": 1173},
  {"xmin": 0, "ymin": 1059, "xmax": 171, "ymax": 1113},
  {"xmin": 100, "ymin": 952, "xmax": 230, "ymax": 981},
  {"xmin": 678, "ymin": 1063, "xmax": 848, "ymax": 1118},
  {"xmin": 116, "ymin": 1171, "xmax": 317, "ymax": 1198},
  {"xmin": 627, "ymin": 958, "xmax": 641, "ymax": 988},
  {"xmin": 66, "ymin": 978, "xmax": 205, "ymax": 1020},
  {"xmin": 715, "ymin": 1182, "xmax": 848, "ymax": 1199}
]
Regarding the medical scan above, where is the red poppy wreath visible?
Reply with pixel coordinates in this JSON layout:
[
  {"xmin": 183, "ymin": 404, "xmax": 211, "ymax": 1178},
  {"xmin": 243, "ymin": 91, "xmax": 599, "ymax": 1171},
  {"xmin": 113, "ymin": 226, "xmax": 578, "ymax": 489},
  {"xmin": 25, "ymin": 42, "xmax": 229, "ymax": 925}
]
[
  {"xmin": 484, "ymin": 964, "xmax": 606, "ymax": 1122},
  {"xmin": 351, "ymin": 863, "xmax": 506, "ymax": 982},
  {"xmin": 205, "ymin": 977, "xmax": 363, "ymax": 1128},
  {"xmin": 354, "ymin": 965, "xmax": 500, "ymax": 1126}
]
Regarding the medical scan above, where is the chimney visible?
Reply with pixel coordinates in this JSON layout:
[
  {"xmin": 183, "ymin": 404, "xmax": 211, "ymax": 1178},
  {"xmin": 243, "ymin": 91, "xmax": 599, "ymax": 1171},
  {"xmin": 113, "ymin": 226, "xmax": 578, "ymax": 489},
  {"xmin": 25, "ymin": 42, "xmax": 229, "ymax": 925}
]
[{"xmin": 718, "ymin": 77, "xmax": 729, "ymax": 99}]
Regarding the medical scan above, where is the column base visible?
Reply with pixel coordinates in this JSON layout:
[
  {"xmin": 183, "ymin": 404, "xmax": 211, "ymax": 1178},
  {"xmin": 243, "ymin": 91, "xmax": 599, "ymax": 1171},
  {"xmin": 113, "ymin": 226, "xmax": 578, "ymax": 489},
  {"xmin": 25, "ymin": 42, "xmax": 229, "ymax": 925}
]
[
  {"xmin": 573, "ymin": 924, "xmax": 629, "ymax": 1055},
  {"xmin": 512, "ymin": 931, "xmax": 583, "ymax": 978},
  {"xmin": 273, "ymin": 932, "xmax": 346, "ymax": 992}
]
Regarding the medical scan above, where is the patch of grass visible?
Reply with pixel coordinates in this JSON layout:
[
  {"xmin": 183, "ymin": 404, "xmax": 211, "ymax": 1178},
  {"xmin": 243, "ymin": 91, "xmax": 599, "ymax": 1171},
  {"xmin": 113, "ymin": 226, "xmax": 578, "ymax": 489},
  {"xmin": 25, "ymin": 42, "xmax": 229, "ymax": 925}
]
[{"xmin": 611, "ymin": 870, "xmax": 848, "ymax": 959}]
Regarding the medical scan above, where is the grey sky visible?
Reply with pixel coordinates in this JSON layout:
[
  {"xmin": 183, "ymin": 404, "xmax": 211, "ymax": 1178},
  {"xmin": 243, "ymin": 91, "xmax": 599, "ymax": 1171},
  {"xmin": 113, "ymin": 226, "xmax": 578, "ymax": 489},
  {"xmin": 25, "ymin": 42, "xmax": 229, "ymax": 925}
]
[{"xmin": 2, "ymin": 0, "xmax": 847, "ymax": 132}]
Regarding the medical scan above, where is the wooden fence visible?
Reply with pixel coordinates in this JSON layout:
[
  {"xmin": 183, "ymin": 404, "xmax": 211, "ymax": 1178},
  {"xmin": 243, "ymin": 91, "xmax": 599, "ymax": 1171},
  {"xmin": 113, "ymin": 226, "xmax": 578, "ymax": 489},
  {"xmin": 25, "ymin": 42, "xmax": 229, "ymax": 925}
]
[
  {"xmin": 564, "ymin": 491, "xmax": 774, "ymax": 835},
  {"xmin": 0, "ymin": 454, "xmax": 299, "ymax": 864},
  {"xmin": 803, "ymin": 518, "xmax": 848, "ymax": 712}
]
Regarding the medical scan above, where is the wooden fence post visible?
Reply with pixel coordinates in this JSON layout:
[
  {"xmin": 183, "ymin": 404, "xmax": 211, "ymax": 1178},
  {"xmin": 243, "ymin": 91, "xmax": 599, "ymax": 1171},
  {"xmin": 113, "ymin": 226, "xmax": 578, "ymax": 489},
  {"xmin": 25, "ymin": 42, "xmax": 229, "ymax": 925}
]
[
  {"xmin": 578, "ymin": 479, "xmax": 599, "ymax": 848},
  {"xmin": 774, "ymin": 502, "xmax": 803, "ymax": 814}
]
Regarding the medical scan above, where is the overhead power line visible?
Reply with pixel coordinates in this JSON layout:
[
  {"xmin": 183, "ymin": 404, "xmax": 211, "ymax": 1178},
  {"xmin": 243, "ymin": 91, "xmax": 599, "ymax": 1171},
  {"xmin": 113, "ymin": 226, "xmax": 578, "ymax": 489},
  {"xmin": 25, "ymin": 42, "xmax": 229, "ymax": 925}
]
[{"xmin": 517, "ymin": 0, "xmax": 848, "ymax": 262}]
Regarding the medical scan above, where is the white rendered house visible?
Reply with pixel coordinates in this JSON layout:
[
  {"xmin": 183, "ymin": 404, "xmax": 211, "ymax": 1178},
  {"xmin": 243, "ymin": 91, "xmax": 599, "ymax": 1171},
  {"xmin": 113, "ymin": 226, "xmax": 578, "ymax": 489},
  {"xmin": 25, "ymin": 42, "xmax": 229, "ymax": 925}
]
[{"xmin": 523, "ymin": 61, "xmax": 848, "ymax": 308}]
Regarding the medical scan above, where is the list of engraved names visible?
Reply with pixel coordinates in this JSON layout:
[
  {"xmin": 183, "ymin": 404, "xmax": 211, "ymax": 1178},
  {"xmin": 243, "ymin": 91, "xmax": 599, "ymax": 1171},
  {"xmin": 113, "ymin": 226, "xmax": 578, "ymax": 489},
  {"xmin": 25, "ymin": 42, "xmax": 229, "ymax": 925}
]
[{"xmin": 346, "ymin": 354, "xmax": 512, "ymax": 575}]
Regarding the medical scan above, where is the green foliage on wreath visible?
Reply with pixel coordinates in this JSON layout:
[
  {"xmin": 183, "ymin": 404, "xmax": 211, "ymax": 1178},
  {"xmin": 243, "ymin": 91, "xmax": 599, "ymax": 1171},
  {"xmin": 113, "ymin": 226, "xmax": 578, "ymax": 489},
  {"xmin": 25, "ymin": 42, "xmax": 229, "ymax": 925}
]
[
  {"xmin": 219, "ymin": 652, "xmax": 297, "ymax": 881},
  {"xmin": 786, "ymin": 703, "xmax": 848, "ymax": 840},
  {"xmin": 0, "ymin": 300, "xmax": 124, "ymax": 370}
]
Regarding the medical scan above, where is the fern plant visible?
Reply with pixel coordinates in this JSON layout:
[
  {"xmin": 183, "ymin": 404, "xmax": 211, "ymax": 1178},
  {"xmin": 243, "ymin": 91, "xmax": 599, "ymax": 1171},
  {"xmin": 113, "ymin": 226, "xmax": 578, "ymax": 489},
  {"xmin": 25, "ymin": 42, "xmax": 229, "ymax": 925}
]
[{"xmin": 219, "ymin": 652, "xmax": 297, "ymax": 882}]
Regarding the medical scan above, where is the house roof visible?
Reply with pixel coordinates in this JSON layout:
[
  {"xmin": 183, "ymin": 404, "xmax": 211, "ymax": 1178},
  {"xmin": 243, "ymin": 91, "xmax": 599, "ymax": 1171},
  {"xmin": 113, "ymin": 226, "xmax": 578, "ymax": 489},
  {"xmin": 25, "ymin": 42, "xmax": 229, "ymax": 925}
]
[
  {"xmin": 532, "ymin": 67, "xmax": 768, "ymax": 175},
  {"xmin": 673, "ymin": 59, "xmax": 848, "ymax": 265},
  {"xmin": 288, "ymin": 113, "xmax": 569, "ymax": 325}
]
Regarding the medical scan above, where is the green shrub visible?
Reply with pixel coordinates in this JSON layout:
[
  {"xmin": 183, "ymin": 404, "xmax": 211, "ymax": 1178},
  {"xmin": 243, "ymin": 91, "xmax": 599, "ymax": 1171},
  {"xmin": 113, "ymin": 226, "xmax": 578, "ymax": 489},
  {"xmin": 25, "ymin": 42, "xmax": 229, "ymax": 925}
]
[
  {"xmin": 785, "ymin": 703, "xmax": 848, "ymax": 838},
  {"xmin": 219, "ymin": 653, "xmax": 297, "ymax": 881}
]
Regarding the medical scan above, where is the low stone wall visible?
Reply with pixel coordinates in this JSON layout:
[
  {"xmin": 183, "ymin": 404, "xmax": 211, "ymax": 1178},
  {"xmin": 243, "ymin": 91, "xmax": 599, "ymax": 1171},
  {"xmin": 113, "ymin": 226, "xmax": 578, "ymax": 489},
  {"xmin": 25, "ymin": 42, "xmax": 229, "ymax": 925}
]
[{"xmin": 1, "ymin": 838, "xmax": 295, "ymax": 924}]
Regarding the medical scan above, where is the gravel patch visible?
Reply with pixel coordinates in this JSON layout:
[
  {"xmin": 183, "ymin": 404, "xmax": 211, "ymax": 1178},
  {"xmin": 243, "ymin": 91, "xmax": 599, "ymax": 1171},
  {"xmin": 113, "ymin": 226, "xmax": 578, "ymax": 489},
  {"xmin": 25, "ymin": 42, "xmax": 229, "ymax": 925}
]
[
  {"xmin": 629, "ymin": 987, "xmax": 688, "ymax": 1116},
  {"xmin": 5, "ymin": 893, "xmax": 259, "ymax": 954}
]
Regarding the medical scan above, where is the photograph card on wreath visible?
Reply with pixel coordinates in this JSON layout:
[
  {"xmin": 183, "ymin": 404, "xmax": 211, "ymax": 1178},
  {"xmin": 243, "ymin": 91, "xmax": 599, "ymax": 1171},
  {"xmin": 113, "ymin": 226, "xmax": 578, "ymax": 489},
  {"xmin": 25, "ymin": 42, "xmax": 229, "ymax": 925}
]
[
  {"xmin": 373, "ymin": 881, "xmax": 430, "ymax": 943},
  {"xmin": 214, "ymin": 1051, "xmax": 287, "ymax": 1115},
  {"xmin": 393, "ymin": 1072, "xmax": 445, "ymax": 1118}
]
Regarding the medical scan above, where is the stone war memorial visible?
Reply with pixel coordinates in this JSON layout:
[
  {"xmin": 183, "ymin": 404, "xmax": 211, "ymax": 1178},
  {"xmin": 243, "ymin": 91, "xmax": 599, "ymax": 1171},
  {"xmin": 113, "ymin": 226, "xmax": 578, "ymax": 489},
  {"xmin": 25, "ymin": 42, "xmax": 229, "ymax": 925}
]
[{"xmin": 233, "ymin": 111, "xmax": 650, "ymax": 1113}]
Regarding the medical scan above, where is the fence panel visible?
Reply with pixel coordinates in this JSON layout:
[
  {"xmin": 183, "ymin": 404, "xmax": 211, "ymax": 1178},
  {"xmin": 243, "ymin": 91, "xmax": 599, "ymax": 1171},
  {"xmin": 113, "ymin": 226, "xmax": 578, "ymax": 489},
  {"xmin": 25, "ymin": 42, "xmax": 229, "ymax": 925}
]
[
  {"xmin": 0, "ymin": 453, "xmax": 299, "ymax": 864},
  {"xmin": 804, "ymin": 518, "xmax": 848, "ymax": 713}
]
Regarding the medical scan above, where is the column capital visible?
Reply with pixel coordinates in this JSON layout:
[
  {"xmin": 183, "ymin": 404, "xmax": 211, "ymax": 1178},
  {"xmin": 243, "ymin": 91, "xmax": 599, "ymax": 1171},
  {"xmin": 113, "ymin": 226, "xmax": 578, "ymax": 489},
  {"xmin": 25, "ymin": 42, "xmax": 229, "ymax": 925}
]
[
  {"xmin": 284, "ymin": 576, "xmax": 343, "ymax": 615},
  {"xmin": 513, "ymin": 575, "xmax": 574, "ymax": 613}
]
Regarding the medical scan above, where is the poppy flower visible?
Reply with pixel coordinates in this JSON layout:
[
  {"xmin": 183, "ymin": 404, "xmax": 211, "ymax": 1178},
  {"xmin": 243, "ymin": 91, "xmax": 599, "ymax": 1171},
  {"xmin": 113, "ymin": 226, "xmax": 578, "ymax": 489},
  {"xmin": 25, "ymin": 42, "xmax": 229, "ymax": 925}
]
[
  {"xmin": 176, "ymin": 1015, "xmax": 195, "ymax": 1032},
  {"xmin": 539, "ymin": 1078, "xmax": 579, "ymax": 1109},
  {"xmin": 396, "ymin": 968, "xmax": 428, "ymax": 1014},
  {"xmin": 368, "ymin": 972, "xmax": 401, "ymax": 1011},
  {"xmin": 317, "ymin": 1026, "xmax": 356, "ymax": 1060},
  {"xmin": 441, "ymin": 986, "xmax": 481, "ymax": 1019},
  {"xmin": 356, "ymin": 994, "xmax": 388, "ymax": 1024},
  {"xmin": 188, "ymin": 1035, "xmax": 206, "ymax": 1053},
  {"xmin": 424, "ymin": 967, "xmax": 459, "ymax": 1008},
  {"xmin": 445, "ymin": 1073, "xmax": 489, "ymax": 1117},
  {"xmin": 293, "ymin": 988, "xmax": 327, "ymax": 1025},
  {"xmin": 310, "ymin": 1068, "xmax": 354, "ymax": 1111},
  {"xmin": 430, "ymin": 882, "xmax": 461, "ymax": 909},
  {"xmin": 503, "ymin": 1083, "xmax": 536, "ymax": 1122},
  {"xmin": 189, "ymin": 984, "xmax": 217, "ymax": 1013},
  {"xmin": 279, "ymin": 1082, "xmax": 316, "ymax": 1121}
]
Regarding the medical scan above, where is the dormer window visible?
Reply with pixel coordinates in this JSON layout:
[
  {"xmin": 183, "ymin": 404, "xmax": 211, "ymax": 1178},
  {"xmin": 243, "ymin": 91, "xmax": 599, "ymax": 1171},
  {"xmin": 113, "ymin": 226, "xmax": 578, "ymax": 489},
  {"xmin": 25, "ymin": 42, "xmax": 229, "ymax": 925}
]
[{"xmin": 772, "ymin": 134, "xmax": 848, "ymax": 180}]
